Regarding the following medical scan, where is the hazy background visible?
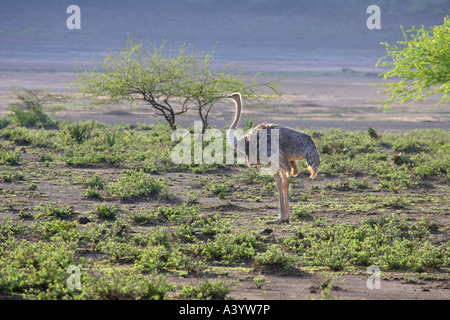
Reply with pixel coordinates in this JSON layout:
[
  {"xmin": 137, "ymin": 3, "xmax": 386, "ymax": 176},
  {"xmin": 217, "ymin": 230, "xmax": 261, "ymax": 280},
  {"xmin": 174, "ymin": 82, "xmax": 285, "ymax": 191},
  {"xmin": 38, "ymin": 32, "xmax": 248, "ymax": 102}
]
[{"xmin": 0, "ymin": 0, "xmax": 448, "ymax": 72}]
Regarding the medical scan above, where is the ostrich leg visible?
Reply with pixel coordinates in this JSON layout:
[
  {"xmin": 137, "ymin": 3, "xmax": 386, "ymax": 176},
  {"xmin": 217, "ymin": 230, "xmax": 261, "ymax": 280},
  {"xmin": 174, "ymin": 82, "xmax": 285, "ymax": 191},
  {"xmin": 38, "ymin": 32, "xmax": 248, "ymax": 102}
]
[
  {"xmin": 267, "ymin": 172, "xmax": 289, "ymax": 224},
  {"xmin": 280, "ymin": 170, "xmax": 290, "ymax": 223}
]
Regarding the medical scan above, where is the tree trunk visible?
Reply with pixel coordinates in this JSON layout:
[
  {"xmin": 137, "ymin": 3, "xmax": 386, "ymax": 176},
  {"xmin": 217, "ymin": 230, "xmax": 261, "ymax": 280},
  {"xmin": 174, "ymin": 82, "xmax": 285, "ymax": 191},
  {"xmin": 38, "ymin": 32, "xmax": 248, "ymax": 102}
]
[
  {"xmin": 199, "ymin": 104, "xmax": 214, "ymax": 134},
  {"xmin": 199, "ymin": 107, "xmax": 208, "ymax": 134},
  {"xmin": 144, "ymin": 96, "xmax": 178, "ymax": 130}
]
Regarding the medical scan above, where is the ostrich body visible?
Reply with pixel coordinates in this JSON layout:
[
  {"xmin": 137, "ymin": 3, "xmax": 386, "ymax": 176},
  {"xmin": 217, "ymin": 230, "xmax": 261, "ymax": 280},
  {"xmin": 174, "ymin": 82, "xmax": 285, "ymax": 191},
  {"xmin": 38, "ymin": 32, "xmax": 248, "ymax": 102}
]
[{"xmin": 226, "ymin": 92, "xmax": 320, "ymax": 224}]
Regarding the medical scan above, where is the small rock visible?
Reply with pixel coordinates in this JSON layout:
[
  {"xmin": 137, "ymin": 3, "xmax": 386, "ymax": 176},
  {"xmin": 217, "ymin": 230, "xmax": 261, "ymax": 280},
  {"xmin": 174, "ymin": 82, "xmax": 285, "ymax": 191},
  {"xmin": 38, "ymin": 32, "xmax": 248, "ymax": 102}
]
[
  {"xmin": 78, "ymin": 217, "xmax": 91, "ymax": 225},
  {"xmin": 260, "ymin": 228, "xmax": 273, "ymax": 235}
]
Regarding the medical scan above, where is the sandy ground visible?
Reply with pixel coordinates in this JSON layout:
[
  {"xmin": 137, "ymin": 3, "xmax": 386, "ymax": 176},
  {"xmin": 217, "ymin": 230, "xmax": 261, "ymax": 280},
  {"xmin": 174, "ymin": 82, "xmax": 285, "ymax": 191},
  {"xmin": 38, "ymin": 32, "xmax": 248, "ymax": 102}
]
[{"xmin": 0, "ymin": 70, "xmax": 449, "ymax": 132}]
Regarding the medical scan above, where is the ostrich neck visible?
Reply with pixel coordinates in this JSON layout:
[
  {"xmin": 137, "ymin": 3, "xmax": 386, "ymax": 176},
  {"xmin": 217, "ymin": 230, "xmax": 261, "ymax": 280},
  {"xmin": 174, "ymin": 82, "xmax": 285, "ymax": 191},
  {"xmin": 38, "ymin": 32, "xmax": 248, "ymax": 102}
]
[{"xmin": 227, "ymin": 98, "xmax": 242, "ymax": 149}]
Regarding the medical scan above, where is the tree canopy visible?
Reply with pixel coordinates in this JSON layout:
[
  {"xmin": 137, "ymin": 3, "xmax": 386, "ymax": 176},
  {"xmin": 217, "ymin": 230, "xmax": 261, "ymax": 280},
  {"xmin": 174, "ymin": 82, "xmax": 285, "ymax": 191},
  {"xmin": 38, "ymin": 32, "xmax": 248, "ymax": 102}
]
[
  {"xmin": 72, "ymin": 38, "xmax": 282, "ymax": 130},
  {"xmin": 375, "ymin": 16, "xmax": 449, "ymax": 110}
]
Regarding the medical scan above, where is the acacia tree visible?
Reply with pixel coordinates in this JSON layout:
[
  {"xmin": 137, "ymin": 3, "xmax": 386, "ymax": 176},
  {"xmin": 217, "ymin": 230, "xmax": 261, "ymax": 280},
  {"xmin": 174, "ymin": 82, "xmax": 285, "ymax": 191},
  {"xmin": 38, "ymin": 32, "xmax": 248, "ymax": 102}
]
[
  {"xmin": 72, "ymin": 39, "xmax": 196, "ymax": 129},
  {"xmin": 183, "ymin": 54, "xmax": 283, "ymax": 133},
  {"xmin": 72, "ymin": 38, "xmax": 283, "ymax": 130},
  {"xmin": 376, "ymin": 16, "xmax": 449, "ymax": 109}
]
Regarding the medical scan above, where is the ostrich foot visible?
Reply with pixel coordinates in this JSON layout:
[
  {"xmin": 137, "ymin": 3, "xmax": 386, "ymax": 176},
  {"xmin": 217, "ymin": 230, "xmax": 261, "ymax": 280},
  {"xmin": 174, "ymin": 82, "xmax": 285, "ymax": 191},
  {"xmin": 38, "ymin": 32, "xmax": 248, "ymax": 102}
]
[{"xmin": 267, "ymin": 218, "xmax": 289, "ymax": 225}]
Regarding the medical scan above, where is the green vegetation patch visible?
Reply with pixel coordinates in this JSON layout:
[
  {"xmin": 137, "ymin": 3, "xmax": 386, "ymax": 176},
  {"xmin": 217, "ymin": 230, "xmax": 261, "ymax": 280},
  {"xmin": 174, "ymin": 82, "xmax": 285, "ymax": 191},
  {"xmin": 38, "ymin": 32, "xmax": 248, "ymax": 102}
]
[{"xmin": 0, "ymin": 119, "xmax": 448, "ymax": 300}]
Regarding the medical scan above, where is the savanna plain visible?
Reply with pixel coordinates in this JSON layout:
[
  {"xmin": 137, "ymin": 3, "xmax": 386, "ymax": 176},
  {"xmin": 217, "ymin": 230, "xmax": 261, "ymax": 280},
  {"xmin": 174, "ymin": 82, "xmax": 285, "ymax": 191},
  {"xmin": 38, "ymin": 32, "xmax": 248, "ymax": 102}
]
[{"xmin": 0, "ymin": 71, "xmax": 449, "ymax": 300}]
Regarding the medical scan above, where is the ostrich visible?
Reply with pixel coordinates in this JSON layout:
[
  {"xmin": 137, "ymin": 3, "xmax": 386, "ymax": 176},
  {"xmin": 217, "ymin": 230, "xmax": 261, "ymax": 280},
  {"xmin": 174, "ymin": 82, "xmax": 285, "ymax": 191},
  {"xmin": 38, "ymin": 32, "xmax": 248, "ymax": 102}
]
[{"xmin": 226, "ymin": 92, "xmax": 320, "ymax": 224}]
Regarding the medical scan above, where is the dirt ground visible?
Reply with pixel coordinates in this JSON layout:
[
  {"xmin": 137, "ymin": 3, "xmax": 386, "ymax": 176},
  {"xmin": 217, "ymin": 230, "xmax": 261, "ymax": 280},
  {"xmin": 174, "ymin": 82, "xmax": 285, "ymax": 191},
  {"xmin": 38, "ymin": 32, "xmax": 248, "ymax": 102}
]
[{"xmin": 0, "ymin": 70, "xmax": 448, "ymax": 300}]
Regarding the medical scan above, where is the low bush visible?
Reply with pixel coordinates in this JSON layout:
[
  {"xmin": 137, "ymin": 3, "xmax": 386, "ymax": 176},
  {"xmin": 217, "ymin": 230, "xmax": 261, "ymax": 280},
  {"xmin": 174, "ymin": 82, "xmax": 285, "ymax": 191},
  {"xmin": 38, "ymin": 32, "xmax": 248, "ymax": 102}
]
[{"xmin": 106, "ymin": 169, "xmax": 168, "ymax": 200}]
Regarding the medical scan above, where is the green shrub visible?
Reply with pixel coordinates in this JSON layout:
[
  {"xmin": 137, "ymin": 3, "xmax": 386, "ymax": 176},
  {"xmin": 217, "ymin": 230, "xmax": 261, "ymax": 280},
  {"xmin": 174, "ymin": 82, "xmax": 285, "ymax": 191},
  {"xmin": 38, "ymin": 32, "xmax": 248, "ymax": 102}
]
[
  {"xmin": 205, "ymin": 180, "xmax": 232, "ymax": 199},
  {"xmin": 81, "ymin": 173, "xmax": 104, "ymax": 189},
  {"xmin": 82, "ymin": 269, "xmax": 175, "ymax": 300},
  {"xmin": 254, "ymin": 245, "xmax": 297, "ymax": 270},
  {"xmin": 94, "ymin": 203, "xmax": 119, "ymax": 219},
  {"xmin": 34, "ymin": 201, "xmax": 77, "ymax": 221},
  {"xmin": 0, "ymin": 117, "xmax": 11, "ymax": 129},
  {"xmin": 7, "ymin": 88, "xmax": 59, "ymax": 128},
  {"xmin": 179, "ymin": 280, "xmax": 230, "ymax": 300},
  {"xmin": 106, "ymin": 169, "xmax": 168, "ymax": 199},
  {"xmin": 0, "ymin": 150, "xmax": 21, "ymax": 165},
  {"xmin": 101, "ymin": 239, "xmax": 140, "ymax": 262},
  {"xmin": 253, "ymin": 275, "xmax": 270, "ymax": 289},
  {"xmin": 129, "ymin": 207, "xmax": 158, "ymax": 225},
  {"xmin": 63, "ymin": 121, "xmax": 94, "ymax": 143},
  {"xmin": 0, "ymin": 239, "xmax": 76, "ymax": 299},
  {"xmin": 196, "ymin": 232, "xmax": 261, "ymax": 262},
  {"xmin": 33, "ymin": 220, "xmax": 79, "ymax": 241},
  {"xmin": 138, "ymin": 246, "xmax": 188, "ymax": 273},
  {"xmin": 81, "ymin": 186, "xmax": 101, "ymax": 198},
  {"xmin": 0, "ymin": 171, "xmax": 26, "ymax": 182},
  {"xmin": 292, "ymin": 201, "xmax": 316, "ymax": 218},
  {"xmin": 285, "ymin": 214, "xmax": 447, "ymax": 271},
  {"xmin": 9, "ymin": 108, "xmax": 53, "ymax": 128}
]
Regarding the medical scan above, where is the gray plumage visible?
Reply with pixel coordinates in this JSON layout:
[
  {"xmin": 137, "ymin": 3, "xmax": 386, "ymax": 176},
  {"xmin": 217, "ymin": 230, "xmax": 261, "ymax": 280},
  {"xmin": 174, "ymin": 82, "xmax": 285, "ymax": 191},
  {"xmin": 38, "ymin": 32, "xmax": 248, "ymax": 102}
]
[{"xmin": 226, "ymin": 92, "xmax": 320, "ymax": 224}]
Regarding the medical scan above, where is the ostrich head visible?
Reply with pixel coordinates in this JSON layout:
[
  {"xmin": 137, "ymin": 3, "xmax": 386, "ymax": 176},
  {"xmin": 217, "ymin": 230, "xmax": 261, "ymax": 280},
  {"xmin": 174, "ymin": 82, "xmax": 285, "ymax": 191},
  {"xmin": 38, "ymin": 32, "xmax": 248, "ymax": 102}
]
[{"xmin": 226, "ymin": 92, "xmax": 241, "ymax": 102}]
